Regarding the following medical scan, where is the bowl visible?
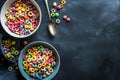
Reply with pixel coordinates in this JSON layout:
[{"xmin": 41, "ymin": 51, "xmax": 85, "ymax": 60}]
[
  {"xmin": 0, "ymin": 0, "xmax": 42, "ymax": 38},
  {"xmin": 18, "ymin": 41, "xmax": 60, "ymax": 80},
  {"xmin": 1, "ymin": 35, "xmax": 20, "ymax": 63}
]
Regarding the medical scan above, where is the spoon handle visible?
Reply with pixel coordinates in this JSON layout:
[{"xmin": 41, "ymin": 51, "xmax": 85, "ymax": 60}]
[{"xmin": 44, "ymin": 0, "xmax": 51, "ymax": 20}]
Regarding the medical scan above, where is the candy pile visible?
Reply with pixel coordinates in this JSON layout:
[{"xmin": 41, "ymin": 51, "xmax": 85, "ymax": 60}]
[
  {"xmin": 51, "ymin": 0, "xmax": 71, "ymax": 24},
  {"xmin": 23, "ymin": 45, "xmax": 56, "ymax": 79},
  {"xmin": 2, "ymin": 39, "xmax": 19, "ymax": 60},
  {"xmin": 5, "ymin": 0, "xmax": 40, "ymax": 35}
]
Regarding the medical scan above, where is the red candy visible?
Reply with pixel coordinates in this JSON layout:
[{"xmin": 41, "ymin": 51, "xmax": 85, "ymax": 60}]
[{"xmin": 57, "ymin": 5, "xmax": 62, "ymax": 10}]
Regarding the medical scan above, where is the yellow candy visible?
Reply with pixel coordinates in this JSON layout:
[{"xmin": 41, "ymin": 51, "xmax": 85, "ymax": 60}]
[
  {"xmin": 24, "ymin": 25, "xmax": 29, "ymax": 29},
  {"xmin": 10, "ymin": 55, "xmax": 14, "ymax": 59},
  {"xmin": 26, "ymin": 7, "xmax": 30, "ymax": 11},
  {"xmin": 5, "ymin": 52, "xmax": 14, "ymax": 59},
  {"xmin": 15, "ymin": 12, "xmax": 20, "ymax": 18},
  {"xmin": 32, "ymin": 56, "xmax": 37, "ymax": 61},
  {"xmin": 11, "ymin": 47, "xmax": 15, "ymax": 51},
  {"xmin": 32, "ymin": 52, "xmax": 37, "ymax": 56},
  {"xmin": 45, "ymin": 56, "xmax": 49, "ymax": 60},
  {"xmin": 27, "ymin": 49, "xmax": 31, "ymax": 53},
  {"xmin": 11, "ymin": 41, "xmax": 16, "ymax": 45},
  {"xmin": 23, "ymin": 61, "xmax": 27, "ymax": 65},
  {"xmin": 28, "ymin": 11, "xmax": 33, "ymax": 17},
  {"xmin": 21, "ymin": 7, "xmax": 26, "ymax": 12},
  {"xmin": 29, "ymin": 68, "xmax": 35, "ymax": 73},
  {"xmin": 23, "ymin": 64, "xmax": 28, "ymax": 70},
  {"xmin": 42, "ymin": 62, "xmax": 46, "ymax": 67},
  {"xmin": 36, "ymin": 12, "xmax": 40, "ymax": 18},
  {"xmin": 60, "ymin": 4, "xmax": 64, "ymax": 8},
  {"xmin": 15, "ymin": 51, "xmax": 19, "ymax": 55},
  {"xmin": 30, "ymin": 27, "xmax": 34, "ymax": 31},
  {"xmin": 5, "ymin": 52, "xmax": 11, "ymax": 58},
  {"xmin": 16, "ymin": 31, "xmax": 20, "ymax": 35},
  {"xmin": 53, "ymin": 2, "xmax": 57, "ymax": 7},
  {"xmin": 38, "ymin": 64, "xmax": 42, "ymax": 69},
  {"xmin": 27, "ymin": 58, "xmax": 32, "ymax": 62},
  {"xmin": 5, "ymin": 11, "xmax": 10, "ymax": 17},
  {"xmin": 8, "ymin": 66, "xmax": 13, "ymax": 72},
  {"xmin": 61, "ymin": 0, "xmax": 66, "ymax": 5},
  {"xmin": 20, "ymin": 4, "xmax": 26, "ymax": 8},
  {"xmin": 17, "ymin": 0, "xmax": 21, "ymax": 2}
]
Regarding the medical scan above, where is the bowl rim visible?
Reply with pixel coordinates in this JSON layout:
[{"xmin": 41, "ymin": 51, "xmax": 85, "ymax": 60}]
[
  {"xmin": 18, "ymin": 41, "xmax": 60, "ymax": 80},
  {"xmin": 0, "ymin": 0, "xmax": 42, "ymax": 38}
]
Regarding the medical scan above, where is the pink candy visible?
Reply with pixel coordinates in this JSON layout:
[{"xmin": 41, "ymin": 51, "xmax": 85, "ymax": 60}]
[
  {"xmin": 57, "ymin": 5, "xmax": 62, "ymax": 10},
  {"xmin": 66, "ymin": 17, "xmax": 71, "ymax": 22}
]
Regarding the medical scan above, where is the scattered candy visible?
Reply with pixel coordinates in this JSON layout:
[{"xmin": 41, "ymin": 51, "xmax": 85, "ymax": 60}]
[
  {"xmin": 8, "ymin": 66, "xmax": 13, "ymax": 72},
  {"xmin": 63, "ymin": 15, "xmax": 67, "ymax": 20},
  {"xmin": 59, "ymin": 0, "xmax": 67, "ymax": 9},
  {"xmin": 51, "ymin": 8, "xmax": 56, "ymax": 13},
  {"xmin": 53, "ymin": 2, "xmax": 57, "ymax": 7},
  {"xmin": 57, "ymin": 5, "xmax": 62, "ymax": 10},
  {"xmin": 56, "ymin": 19, "xmax": 61, "ymax": 24},
  {"xmin": 66, "ymin": 17, "xmax": 71, "ymax": 22},
  {"xmin": 23, "ymin": 40, "xmax": 28, "ymax": 45},
  {"xmin": 5, "ymin": 0, "xmax": 40, "ymax": 36},
  {"xmin": 51, "ymin": 13, "xmax": 55, "ymax": 18},
  {"xmin": 15, "ymin": 66, "xmax": 19, "ymax": 70},
  {"xmin": 55, "ymin": 13, "xmax": 59, "ymax": 17},
  {"xmin": 61, "ymin": 0, "xmax": 66, "ymax": 5},
  {"xmin": 22, "ymin": 45, "xmax": 56, "ymax": 79},
  {"xmin": 2, "ymin": 39, "xmax": 19, "ymax": 60},
  {"xmin": 51, "ymin": 0, "xmax": 71, "ymax": 24}
]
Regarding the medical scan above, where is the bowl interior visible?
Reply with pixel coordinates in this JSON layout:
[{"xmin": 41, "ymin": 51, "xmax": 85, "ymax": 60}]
[
  {"xmin": 1, "ymin": 35, "xmax": 20, "ymax": 63},
  {"xmin": 18, "ymin": 41, "xmax": 60, "ymax": 80},
  {"xmin": 0, "ymin": 0, "xmax": 42, "ymax": 38}
]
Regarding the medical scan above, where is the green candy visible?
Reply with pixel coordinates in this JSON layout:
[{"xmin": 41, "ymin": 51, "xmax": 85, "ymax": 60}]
[
  {"xmin": 10, "ymin": 51, "xmax": 15, "ymax": 55},
  {"xmin": 55, "ymin": 13, "xmax": 59, "ymax": 17},
  {"xmin": 40, "ymin": 48, "xmax": 46, "ymax": 53},
  {"xmin": 51, "ymin": 13, "xmax": 55, "ymax": 18},
  {"xmin": 7, "ymin": 39, "xmax": 12, "ymax": 44},
  {"xmin": 27, "ymin": 54, "xmax": 32, "ymax": 58},
  {"xmin": 36, "ymin": 46, "xmax": 40, "ymax": 50},
  {"xmin": 47, "ymin": 65, "xmax": 51, "ymax": 69}
]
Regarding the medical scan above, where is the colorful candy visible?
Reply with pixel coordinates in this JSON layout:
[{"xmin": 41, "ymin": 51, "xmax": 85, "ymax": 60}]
[
  {"xmin": 55, "ymin": 13, "xmax": 59, "ymax": 17},
  {"xmin": 52, "ymin": 2, "xmax": 57, "ymax": 7},
  {"xmin": 23, "ymin": 40, "xmax": 28, "ymax": 45},
  {"xmin": 57, "ymin": 5, "xmax": 62, "ymax": 10},
  {"xmin": 5, "ymin": 0, "xmax": 40, "ymax": 36},
  {"xmin": 56, "ymin": 19, "xmax": 61, "ymax": 24},
  {"xmin": 51, "ymin": 8, "xmax": 56, "ymax": 13},
  {"xmin": 8, "ymin": 66, "xmax": 13, "ymax": 72},
  {"xmin": 51, "ymin": 13, "xmax": 55, "ymax": 18},
  {"xmin": 56, "ymin": 0, "xmax": 67, "ymax": 10},
  {"xmin": 63, "ymin": 15, "xmax": 71, "ymax": 22},
  {"xmin": 66, "ymin": 17, "xmax": 71, "ymax": 22},
  {"xmin": 22, "ymin": 45, "xmax": 56, "ymax": 79},
  {"xmin": 63, "ymin": 15, "xmax": 67, "ymax": 20},
  {"xmin": 2, "ymin": 39, "xmax": 19, "ymax": 60}
]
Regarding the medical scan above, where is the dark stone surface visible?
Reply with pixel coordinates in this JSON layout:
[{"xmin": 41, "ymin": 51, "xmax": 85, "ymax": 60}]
[{"xmin": 0, "ymin": 0, "xmax": 120, "ymax": 80}]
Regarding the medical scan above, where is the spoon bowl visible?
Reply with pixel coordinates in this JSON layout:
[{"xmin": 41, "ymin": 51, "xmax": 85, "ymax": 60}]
[{"xmin": 48, "ymin": 21, "xmax": 57, "ymax": 36}]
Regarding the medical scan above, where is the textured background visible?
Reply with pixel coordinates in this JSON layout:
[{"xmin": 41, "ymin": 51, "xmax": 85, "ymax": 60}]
[{"xmin": 0, "ymin": 0, "xmax": 120, "ymax": 80}]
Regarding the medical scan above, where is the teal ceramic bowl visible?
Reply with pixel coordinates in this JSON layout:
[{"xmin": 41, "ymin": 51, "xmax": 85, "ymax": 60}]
[{"xmin": 18, "ymin": 41, "xmax": 60, "ymax": 80}]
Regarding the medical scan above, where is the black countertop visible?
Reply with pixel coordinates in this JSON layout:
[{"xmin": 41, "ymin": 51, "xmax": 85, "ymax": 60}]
[{"xmin": 0, "ymin": 0, "xmax": 120, "ymax": 80}]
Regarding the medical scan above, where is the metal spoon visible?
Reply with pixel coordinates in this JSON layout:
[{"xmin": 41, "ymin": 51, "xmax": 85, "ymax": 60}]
[{"xmin": 44, "ymin": 0, "xmax": 57, "ymax": 36}]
